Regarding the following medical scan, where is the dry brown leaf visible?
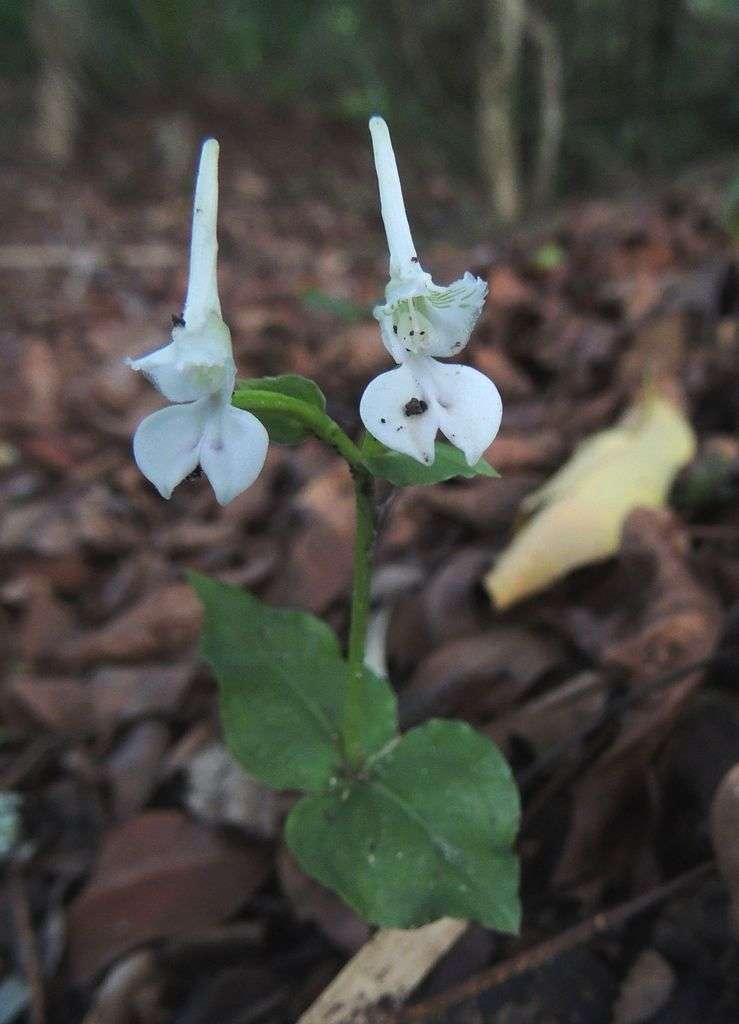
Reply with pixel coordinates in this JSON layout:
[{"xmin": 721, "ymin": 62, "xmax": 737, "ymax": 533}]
[
  {"xmin": 105, "ymin": 721, "xmax": 171, "ymax": 820},
  {"xmin": 399, "ymin": 628, "xmax": 564, "ymax": 729},
  {"xmin": 90, "ymin": 663, "xmax": 195, "ymax": 739},
  {"xmin": 553, "ymin": 508, "xmax": 722, "ymax": 894},
  {"xmin": 60, "ymin": 583, "xmax": 202, "ymax": 666},
  {"xmin": 268, "ymin": 460, "xmax": 355, "ymax": 613},
  {"xmin": 8, "ymin": 675, "xmax": 90, "ymax": 734},
  {"xmin": 66, "ymin": 810, "xmax": 270, "ymax": 981},
  {"xmin": 710, "ymin": 762, "xmax": 739, "ymax": 936}
]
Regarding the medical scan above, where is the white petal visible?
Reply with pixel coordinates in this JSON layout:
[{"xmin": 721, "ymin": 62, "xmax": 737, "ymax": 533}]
[
  {"xmin": 183, "ymin": 139, "xmax": 221, "ymax": 330},
  {"xmin": 199, "ymin": 403, "xmax": 269, "ymax": 505},
  {"xmin": 127, "ymin": 316, "xmax": 234, "ymax": 403},
  {"xmin": 424, "ymin": 360, "xmax": 502, "ymax": 465},
  {"xmin": 374, "ymin": 272, "xmax": 488, "ymax": 362},
  {"xmin": 422, "ymin": 273, "xmax": 488, "ymax": 356},
  {"xmin": 359, "ymin": 361, "xmax": 439, "ymax": 465},
  {"xmin": 132, "ymin": 399, "xmax": 210, "ymax": 498},
  {"xmin": 374, "ymin": 304, "xmax": 406, "ymax": 363},
  {"xmin": 126, "ymin": 342, "xmax": 210, "ymax": 403},
  {"xmin": 369, "ymin": 117, "xmax": 420, "ymax": 279}
]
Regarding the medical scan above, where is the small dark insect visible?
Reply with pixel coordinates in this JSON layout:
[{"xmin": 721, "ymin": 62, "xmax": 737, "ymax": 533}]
[
  {"xmin": 172, "ymin": 314, "xmax": 186, "ymax": 327},
  {"xmin": 392, "ymin": 324, "xmax": 398, "ymax": 334},
  {"xmin": 380, "ymin": 417, "xmax": 386, "ymax": 424},
  {"xmin": 411, "ymin": 256, "xmax": 419, "ymax": 262},
  {"xmin": 403, "ymin": 397, "xmax": 428, "ymax": 417},
  {"xmin": 185, "ymin": 465, "xmax": 204, "ymax": 481}
]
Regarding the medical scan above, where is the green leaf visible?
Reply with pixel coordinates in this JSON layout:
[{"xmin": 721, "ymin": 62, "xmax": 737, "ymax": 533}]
[
  {"xmin": 190, "ymin": 573, "xmax": 397, "ymax": 791},
  {"xmin": 301, "ymin": 288, "xmax": 368, "ymax": 323},
  {"xmin": 286, "ymin": 719, "xmax": 520, "ymax": 930},
  {"xmin": 234, "ymin": 374, "xmax": 326, "ymax": 443},
  {"xmin": 532, "ymin": 242, "xmax": 565, "ymax": 271},
  {"xmin": 362, "ymin": 434, "xmax": 498, "ymax": 486}
]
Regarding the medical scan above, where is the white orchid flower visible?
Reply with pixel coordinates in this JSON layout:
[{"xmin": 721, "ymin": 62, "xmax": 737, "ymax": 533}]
[
  {"xmin": 360, "ymin": 117, "xmax": 501, "ymax": 466},
  {"xmin": 127, "ymin": 139, "xmax": 268, "ymax": 504}
]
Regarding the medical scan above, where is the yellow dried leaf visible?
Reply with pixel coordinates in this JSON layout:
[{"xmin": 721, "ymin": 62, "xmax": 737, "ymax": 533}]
[{"xmin": 485, "ymin": 393, "xmax": 696, "ymax": 609}]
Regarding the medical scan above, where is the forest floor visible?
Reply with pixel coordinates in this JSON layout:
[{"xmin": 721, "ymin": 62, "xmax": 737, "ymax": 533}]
[{"xmin": 0, "ymin": 100, "xmax": 738, "ymax": 1024}]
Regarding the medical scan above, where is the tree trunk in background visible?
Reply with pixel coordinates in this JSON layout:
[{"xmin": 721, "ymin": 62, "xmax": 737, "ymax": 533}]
[
  {"xmin": 526, "ymin": 6, "xmax": 563, "ymax": 208},
  {"xmin": 31, "ymin": 0, "xmax": 86, "ymax": 165},
  {"xmin": 478, "ymin": 0, "xmax": 525, "ymax": 224}
]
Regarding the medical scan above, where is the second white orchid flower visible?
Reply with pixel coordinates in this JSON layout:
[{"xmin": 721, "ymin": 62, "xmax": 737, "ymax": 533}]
[
  {"xmin": 360, "ymin": 116, "xmax": 502, "ymax": 466},
  {"xmin": 127, "ymin": 139, "xmax": 268, "ymax": 505}
]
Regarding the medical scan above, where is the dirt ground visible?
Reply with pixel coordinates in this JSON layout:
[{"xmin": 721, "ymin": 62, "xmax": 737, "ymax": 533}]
[{"xmin": 0, "ymin": 101, "xmax": 738, "ymax": 1024}]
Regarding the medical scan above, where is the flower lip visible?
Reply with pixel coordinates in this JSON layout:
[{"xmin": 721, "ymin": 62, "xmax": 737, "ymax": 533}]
[
  {"xmin": 359, "ymin": 356, "xmax": 502, "ymax": 467},
  {"xmin": 375, "ymin": 271, "xmax": 488, "ymax": 363}
]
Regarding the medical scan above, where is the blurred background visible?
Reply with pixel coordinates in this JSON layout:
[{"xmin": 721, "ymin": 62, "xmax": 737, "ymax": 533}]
[
  {"xmin": 1, "ymin": 3, "xmax": 738, "ymax": 1024},
  {"xmin": 1, "ymin": 0, "xmax": 738, "ymax": 212}
]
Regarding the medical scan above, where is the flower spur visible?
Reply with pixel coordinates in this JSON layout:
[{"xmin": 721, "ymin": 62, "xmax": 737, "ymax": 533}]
[{"xmin": 127, "ymin": 139, "xmax": 268, "ymax": 504}]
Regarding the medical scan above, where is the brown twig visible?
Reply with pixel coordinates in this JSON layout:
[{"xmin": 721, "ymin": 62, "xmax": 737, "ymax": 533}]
[
  {"xmin": 395, "ymin": 861, "xmax": 714, "ymax": 1022},
  {"xmin": 8, "ymin": 864, "xmax": 46, "ymax": 1024}
]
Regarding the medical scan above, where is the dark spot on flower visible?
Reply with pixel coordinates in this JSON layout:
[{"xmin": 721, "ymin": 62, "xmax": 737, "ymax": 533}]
[
  {"xmin": 419, "ymin": 330, "xmax": 425, "ymax": 335},
  {"xmin": 411, "ymin": 256, "xmax": 419, "ymax": 262},
  {"xmin": 185, "ymin": 465, "xmax": 203, "ymax": 481},
  {"xmin": 380, "ymin": 417, "xmax": 386, "ymax": 423},
  {"xmin": 172, "ymin": 314, "xmax": 186, "ymax": 327},
  {"xmin": 409, "ymin": 330, "xmax": 415, "ymax": 336},
  {"xmin": 404, "ymin": 398, "xmax": 428, "ymax": 417},
  {"xmin": 393, "ymin": 324, "xmax": 398, "ymax": 334}
]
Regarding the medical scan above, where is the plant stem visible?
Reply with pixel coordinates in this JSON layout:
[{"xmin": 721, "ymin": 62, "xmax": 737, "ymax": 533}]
[
  {"xmin": 231, "ymin": 389, "xmax": 365, "ymax": 468},
  {"xmin": 343, "ymin": 465, "xmax": 376, "ymax": 768},
  {"xmin": 231, "ymin": 385, "xmax": 377, "ymax": 768}
]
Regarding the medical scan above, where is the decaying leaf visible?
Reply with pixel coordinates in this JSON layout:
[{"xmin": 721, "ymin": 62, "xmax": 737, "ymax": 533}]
[
  {"xmin": 485, "ymin": 391, "xmax": 696, "ymax": 609},
  {"xmin": 552, "ymin": 508, "xmax": 722, "ymax": 894},
  {"xmin": 66, "ymin": 810, "xmax": 270, "ymax": 981},
  {"xmin": 710, "ymin": 763, "xmax": 739, "ymax": 936}
]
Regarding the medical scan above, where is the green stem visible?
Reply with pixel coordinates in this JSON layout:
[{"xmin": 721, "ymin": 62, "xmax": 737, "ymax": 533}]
[
  {"xmin": 231, "ymin": 386, "xmax": 377, "ymax": 769},
  {"xmin": 343, "ymin": 466, "xmax": 376, "ymax": 768},
  {"xmin": 231, "ymin": 389, "xmax": 365, "ymax": 468}
]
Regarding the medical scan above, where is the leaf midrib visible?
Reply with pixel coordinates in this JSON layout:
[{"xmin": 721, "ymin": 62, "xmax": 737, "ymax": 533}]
[
  {"xmin": 367, "ymin": 775, "xmax": 477, "ymax": 893},
  {"xmin": 223, "ymin": 647, "xmax": 340, "ymax": 750}
]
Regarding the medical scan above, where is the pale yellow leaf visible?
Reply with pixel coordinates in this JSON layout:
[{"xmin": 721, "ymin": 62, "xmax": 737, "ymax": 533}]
[{"xmin": 485, "ymin": 393, "xmax": 696, "ymax": 609}]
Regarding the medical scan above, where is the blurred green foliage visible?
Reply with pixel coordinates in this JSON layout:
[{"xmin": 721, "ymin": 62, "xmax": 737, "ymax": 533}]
[{"xmin": 3, "ymin": 0, "xmax": 738, "ymax": 194}]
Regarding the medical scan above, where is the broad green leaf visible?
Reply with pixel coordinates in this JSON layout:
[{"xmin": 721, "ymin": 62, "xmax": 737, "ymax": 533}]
[
  {"xmin": 190, "ymin": 573, "xmax": 397, "ymax": 791},
  {"xmin": 485, "ymin": 391, "xmax": 696, "ymax": 609},
  {"xmin": 233, "ymin": 374, "xmax": 326, "ymax": 443},
  {"xmin": 362, "ymin": 434, "xmax": 498, "ymax": 486},
  {"xmin": 286, "ymin": 719, "xmax": 520, "ymax": 930}
]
